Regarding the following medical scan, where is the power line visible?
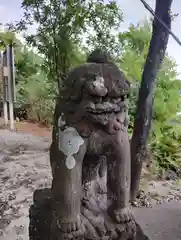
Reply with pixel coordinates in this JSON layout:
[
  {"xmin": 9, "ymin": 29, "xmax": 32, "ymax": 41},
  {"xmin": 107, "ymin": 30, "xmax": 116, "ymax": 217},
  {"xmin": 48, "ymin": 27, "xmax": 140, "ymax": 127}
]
[{"xmin": 140, "ymin": 0, "xmax": 181, "ymax": 47}]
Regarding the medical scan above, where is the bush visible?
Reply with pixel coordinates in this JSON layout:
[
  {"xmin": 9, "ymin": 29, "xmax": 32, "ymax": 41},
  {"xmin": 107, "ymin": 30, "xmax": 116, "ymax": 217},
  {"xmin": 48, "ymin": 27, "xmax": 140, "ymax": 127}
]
[{"xmin": 16, "ymin": 74, "xmax": 56, "ymax": 126}]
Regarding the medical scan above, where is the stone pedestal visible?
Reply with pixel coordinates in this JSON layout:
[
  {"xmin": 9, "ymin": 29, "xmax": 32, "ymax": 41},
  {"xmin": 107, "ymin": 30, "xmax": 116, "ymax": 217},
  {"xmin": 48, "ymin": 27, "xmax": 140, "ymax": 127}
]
[{"xmin": 29, "ymin": 189, "xmax": 149, "ymax": 240}]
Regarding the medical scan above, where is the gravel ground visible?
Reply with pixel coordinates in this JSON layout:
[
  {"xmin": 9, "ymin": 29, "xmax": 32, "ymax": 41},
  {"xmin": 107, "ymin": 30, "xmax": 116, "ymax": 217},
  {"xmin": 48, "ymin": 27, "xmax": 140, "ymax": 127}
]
[
  {"xmin": 0, "ymin": 129, "xmax": 50, "ymax": 151},
  {"xmin": 0, "ymin": 130, "xmax": 51, "ymax": 240},
  {"xmin": 1, "ymin": 129, "xmax": 181, "ymax": 239}
]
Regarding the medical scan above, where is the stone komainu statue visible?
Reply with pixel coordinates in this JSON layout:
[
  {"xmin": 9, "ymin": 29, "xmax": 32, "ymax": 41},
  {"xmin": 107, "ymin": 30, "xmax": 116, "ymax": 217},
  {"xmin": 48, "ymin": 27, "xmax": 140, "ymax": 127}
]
[{"xmin": 29, "ymin": 50, "xmax": 148, "ymax": 240}]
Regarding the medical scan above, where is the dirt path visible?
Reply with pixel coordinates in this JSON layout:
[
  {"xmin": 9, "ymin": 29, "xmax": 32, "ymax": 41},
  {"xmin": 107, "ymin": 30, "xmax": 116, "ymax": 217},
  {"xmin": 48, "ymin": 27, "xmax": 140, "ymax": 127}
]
[
  {"xmin": 0, "ymin": 129, "xmax": 51, "ymax": 239},
  {"xmin": 0, "ymin": 118, "xmax": 52, "ymax": 139}
]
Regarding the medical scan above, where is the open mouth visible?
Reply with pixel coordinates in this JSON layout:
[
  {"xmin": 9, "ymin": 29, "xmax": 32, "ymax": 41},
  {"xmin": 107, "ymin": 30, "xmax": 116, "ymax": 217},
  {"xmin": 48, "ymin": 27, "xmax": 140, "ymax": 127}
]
[
  {"xmin": 86, "ymin": 107, "xmax": 121, "ymax": 114},
  {"xmin": 85, "ymin": 99, "xmax": 126, "ymax": 115}
]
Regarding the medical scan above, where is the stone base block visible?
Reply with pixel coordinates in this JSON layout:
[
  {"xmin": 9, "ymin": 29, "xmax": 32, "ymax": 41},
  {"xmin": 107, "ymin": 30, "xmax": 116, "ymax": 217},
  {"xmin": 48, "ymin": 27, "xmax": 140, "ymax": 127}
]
[{"xmin": 29, "ymin": 189, "xmax": 149, "ymax": 240}]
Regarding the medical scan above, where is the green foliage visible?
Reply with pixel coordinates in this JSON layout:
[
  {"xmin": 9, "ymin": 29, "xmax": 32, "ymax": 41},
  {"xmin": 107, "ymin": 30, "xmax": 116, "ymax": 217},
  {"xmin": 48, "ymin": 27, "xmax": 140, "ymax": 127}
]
[
  {"xmin": 150, "ymin": 76, "xmax": 181, "ymax": 171},
  {"xmin": 16, "ymin": 71, "xmax": 55, "ymax": 125},
  {"xmin": 2, "ymin": 9, "xmax": 181, "ymax": 177},
  {"xmin": 84, "ymin": 0, "xmax": 122, "ymax": 56},
  {"xmin": 9, "ymin": 0, "xmax": 122, "ymax": 91},
  {"xmin": 0, "ymin": 30, "xmax": 55, "ymax": 124},
  {"xmin": 0, "ymin": 30, "xmax": 16, "ymax": 97},
  {"xmin": 0, "ymin": 31, "xmax": 16, "ymax": 49},
  {"xmin": 15, "ymin": 45, "xmax": 56, "ymax": 124},
  {"xmin": 150, "ymin": 122, "xmax": 181, "ymax": 171},
  {"xmin": 118, "ymin": 21, "xmax": 181, "ymax": 173},
  {"xmin": 4, "ymin": 0, "xmax": 122, "ymax": 125}
]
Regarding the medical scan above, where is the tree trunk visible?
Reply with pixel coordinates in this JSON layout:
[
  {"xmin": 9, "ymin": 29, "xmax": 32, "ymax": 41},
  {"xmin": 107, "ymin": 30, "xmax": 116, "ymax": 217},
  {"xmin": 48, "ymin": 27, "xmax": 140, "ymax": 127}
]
[{"xmin": 130, "ymin": 0, "xmax": 172, "ymax": 201}]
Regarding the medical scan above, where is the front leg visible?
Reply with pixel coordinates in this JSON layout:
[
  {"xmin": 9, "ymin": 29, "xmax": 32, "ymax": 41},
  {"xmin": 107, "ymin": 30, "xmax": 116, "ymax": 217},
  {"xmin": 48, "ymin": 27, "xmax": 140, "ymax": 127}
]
[
  {"xmin": 107, "ymin": 129, "xmax": 132, "ymax": 223},
  {"xmin": 51, "ymin": 127, "xmax": 87, "ymax": 233}
]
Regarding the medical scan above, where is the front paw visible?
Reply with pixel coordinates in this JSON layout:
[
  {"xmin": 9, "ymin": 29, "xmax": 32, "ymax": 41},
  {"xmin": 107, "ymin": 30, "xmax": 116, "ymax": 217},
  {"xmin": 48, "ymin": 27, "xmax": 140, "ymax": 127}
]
[
  {"xmin": 111, "ymin": 207, "xmax": 133, "ymax": 223},
  {"xmin": 57, "ymin": 216, "xmax": 81, "ymax": 233}
]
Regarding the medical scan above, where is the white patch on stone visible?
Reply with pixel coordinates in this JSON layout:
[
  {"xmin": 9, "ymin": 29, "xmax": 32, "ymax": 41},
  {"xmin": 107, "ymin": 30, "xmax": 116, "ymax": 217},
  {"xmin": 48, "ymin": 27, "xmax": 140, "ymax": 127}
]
[
  {"xmin": 65, "ymin": 155, "xmax": 76, "ymax": 169},
  {"xmin": 58, "ymin": 116, "xmax": 66, "ymax": 128},
  {"xmin": 58, "ymin": 126, "xmax": 84, "ymax": 156}
]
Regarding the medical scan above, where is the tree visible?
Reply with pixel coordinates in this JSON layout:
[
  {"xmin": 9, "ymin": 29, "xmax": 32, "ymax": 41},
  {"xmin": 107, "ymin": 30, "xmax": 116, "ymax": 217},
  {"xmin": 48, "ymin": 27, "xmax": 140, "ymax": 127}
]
[
  {"xmin": 130, "ymin": 0, "xmax": 173, "ymax": 201},
  {"xmin": 0, "ymin": 29, "xmax": 54, "ymax": 123},
  {"xmin": 0, "ymin": 31, "xmax": 16, "ymax": 50},
  {"xmin": 119, "ymin": 22, "xmax": 181, "ymax": 172},
  {"xmin": 9, "ymin": 0, "xmax": 122, "ymax": 93}
]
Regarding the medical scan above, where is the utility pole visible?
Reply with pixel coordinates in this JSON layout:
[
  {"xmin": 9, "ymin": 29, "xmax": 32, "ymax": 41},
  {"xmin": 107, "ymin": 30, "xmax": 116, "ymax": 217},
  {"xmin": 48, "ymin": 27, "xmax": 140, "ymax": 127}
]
[
  {"xmin": 2, "ymin": 44, "xmax": 15, "ymax": 130},
  {"xmin": 7, "ymin": 45, "xmax": 15, "ymax": 130},
  {"xmin": 2, "ymin": 50, "xmax": 9, "ymax": 126},
  {"xmin": 0, "ymin": 52, "xmax": 7, "ymax": 125}
]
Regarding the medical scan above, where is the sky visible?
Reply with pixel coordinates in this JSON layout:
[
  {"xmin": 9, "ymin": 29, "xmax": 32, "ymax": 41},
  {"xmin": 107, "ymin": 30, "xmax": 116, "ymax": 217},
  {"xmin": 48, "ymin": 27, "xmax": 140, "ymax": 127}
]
[{"xmin": 0, "ymin": 0, "xmax": 181, "ymax": 75}]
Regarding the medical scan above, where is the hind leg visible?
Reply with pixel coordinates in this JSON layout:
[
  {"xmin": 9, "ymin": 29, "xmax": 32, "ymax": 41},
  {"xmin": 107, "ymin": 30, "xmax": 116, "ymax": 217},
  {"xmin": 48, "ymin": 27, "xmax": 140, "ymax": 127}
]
[{"xmin": 107, "ymin": 129, "xmax": 132, "ymax": 223}]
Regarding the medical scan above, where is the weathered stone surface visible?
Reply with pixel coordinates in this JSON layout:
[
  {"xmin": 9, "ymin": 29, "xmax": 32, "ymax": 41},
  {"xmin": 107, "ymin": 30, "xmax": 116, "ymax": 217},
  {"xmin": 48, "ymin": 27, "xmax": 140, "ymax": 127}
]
[
  {"xmin": 133, "ymin": 201, "xmax": 181, "ymax": 240},
  {"xmin": 29, "ymin": 189, "xmax": 149, "ymax": 240},
  {"xmin": 29, "ymin": 49, "xmax": 147, "ymax": 240}
]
